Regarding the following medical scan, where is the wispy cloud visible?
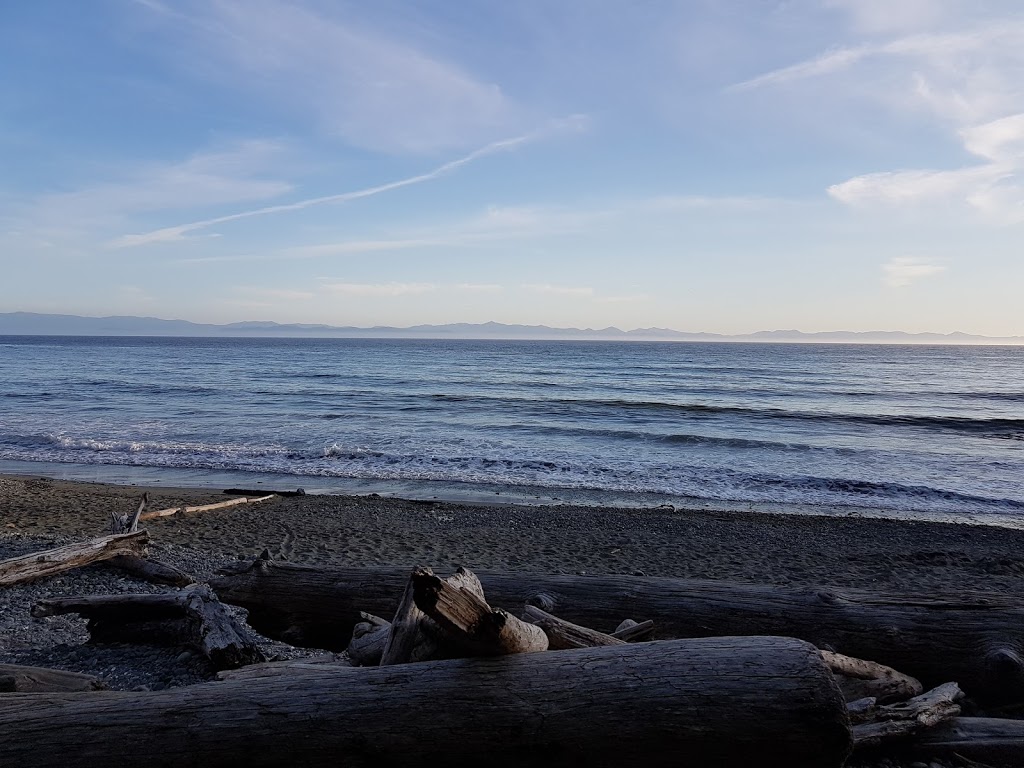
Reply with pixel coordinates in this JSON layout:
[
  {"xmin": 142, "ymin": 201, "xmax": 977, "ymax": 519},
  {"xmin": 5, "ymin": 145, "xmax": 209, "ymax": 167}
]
[
  {"xmin": 111, "ymin": 119, "xmax": 585, "ymax": 249},
  {"xmin": 320, "ymin": 281, "xmax": 438, "ymax": 297},
  {"xmin": 134, "ymin": 0, "xmax": 523, "ymax": 154},
  {"xmin": 523, "ymin": 283, "xmax": 595, "ymax": 297},
  {"xmin": 882, "ymin": 257, "xmax": 946, "ymax": 288}
]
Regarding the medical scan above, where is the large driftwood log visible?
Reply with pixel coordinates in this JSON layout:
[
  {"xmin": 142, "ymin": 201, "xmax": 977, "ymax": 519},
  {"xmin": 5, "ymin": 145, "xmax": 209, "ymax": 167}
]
[
  {"xmin": 215, "ymin": 654, "xmax": 351, "ymax": 682},
  {"xmin": 210, "ymin": 561, "xmax": 1024, "ymax": 703},
  {"xmin": 913, "ymin": 717, "xmax": 1024, "ymax": 765},
  {"xmin": 821, "ymin": 649, "xmax": 923, "ymax": 703},
  {"xmin": 0, "ymin": 636, "xmax": 851, "ymax": 768},
  {"xmin": 0, "ymin": 531, "xmax": 149, "ymax": 587},
  {"xmin": 0, "ymin": 664, "xmax": 104, "ymax": 693},
  {"xmin": 412, "ymin": 569, "xmax": 548, "ymax": 656},
  {"xmin": 32, "ymin": 586, "xmax": 264, "ymax": 670}
]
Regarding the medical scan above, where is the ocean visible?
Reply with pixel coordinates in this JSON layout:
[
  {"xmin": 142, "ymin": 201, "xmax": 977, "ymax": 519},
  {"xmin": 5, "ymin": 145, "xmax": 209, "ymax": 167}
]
[{"xmin": 1, "ymin": 336, "xmax": 1021, "ymax": 526}]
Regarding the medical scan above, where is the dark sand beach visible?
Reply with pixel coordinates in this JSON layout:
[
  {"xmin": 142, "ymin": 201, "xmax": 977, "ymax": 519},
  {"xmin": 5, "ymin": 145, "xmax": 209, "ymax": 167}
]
[{"xmin": 3, "ymin": 473, "xmax": 1024, "ymax": 766}]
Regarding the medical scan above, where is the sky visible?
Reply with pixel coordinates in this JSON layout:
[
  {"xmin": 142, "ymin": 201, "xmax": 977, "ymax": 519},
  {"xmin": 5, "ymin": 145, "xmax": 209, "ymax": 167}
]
[{"xmin": 1, "ymin": 0, "xmax": 1023, "ymax": 335}]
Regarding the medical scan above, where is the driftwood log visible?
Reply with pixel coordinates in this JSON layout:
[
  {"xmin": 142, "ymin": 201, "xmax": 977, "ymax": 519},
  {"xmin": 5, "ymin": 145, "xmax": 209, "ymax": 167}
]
[
  {"xmin": 851, "ymin": 682, "xmax": 964, "ymax": 748},
  {"xmin": 210, "ymin": 561, "xmax": 1024, "ymax": 703},
  {"xmin": 821, "ymin": 649, "xmax": 923, "ymax": 703},
  {"xmin": 0, "ymin": 664, "xmax": 104, "ymax": 693},
  {"xmin": 0, "ymin": 531, "xmax": 149, "ymax": 587},
  {"xmin": 412, "ymin": 568, "xmax": 548, "ymax": 657},
  {"xmin": 106, "ymin": 554, "xmax": 195, "ymax": 587},
  {"xmin": 612, "ymin": 618, "xmax": 655, "ymax": 641},
  {"xmin": 32, "ymin": 586, "xmax": 264, "ymax": 670},
  {"xmin": 523, "ymin": 604, "xmax": 625, "ymax": 649},
  {"xmin": 110, "ymin": 494, "xmax": 147, "ymax": 534},
  {"xmin": 346, "ymin": 613, "xmax": 390, "ymax": 666},
  {"xmin": 912, "ymin": 717, "xmax": 1024, "ymax": 765},
  {"xmin": 0, "ymin": 636, "xmax": 851, "ymax": 768},
  {"xmin": 139, "ymin": 494, "xmax": 275, "ymax": 522}
]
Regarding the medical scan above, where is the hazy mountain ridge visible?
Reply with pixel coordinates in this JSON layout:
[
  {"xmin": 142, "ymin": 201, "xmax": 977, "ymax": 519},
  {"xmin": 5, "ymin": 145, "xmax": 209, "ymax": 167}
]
[{"xmin": 0, "ymin": 312, "xmax": 1020, "ymax": 344}]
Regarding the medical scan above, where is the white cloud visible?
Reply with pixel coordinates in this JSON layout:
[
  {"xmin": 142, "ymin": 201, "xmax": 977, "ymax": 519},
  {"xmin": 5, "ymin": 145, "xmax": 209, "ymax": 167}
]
[
  {"xmin": 882, "ymin": 257, "xmax": 946, "ymax": 288},
  {"xmin": 320, "ymin": 281, "xmax": 437, "ymax": 297},
  {"xmin": 824, "ymin": 0, "xmax": 957, "ymax": 34},
  {"xmin": 829, "ymin": 113, "xmax": 1024, "ymax": 221},
  {"xmin": 454, "ymin": 283, "xmax": 503, "ymax": 293},
  {"xmin": 137, "ymin": 0, "xmax": 522, "ymax": 154},
  {"xmin": 523, "ymin": 283, "xmax": 595, "ymax": 297},
  {"xmin": 111, "ymin": 121, "xmax": 583, "ymax": 249}
]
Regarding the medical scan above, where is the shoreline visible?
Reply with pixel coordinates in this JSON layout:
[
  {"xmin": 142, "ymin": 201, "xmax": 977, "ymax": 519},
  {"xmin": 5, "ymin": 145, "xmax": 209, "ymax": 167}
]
[
  {"xmin": 2, "ymin": 461, "xmax": 1022, "ymax": 533},
  {"xmin": 3, "ymin": 473, "xmax": 1024, "ymax": 594}
]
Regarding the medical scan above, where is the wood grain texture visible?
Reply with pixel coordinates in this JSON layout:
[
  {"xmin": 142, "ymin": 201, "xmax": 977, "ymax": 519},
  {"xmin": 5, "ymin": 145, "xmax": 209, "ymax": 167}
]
[
  {"xmin": 211, "ymin": 561, "xmax": 1024, "ymax": 703},
  {"xmin": 0, "ymin": 531, "xmax": 149, "ymax": 586},
  {"xmin": 0, "ymin": 636, "xmax": 851, "ymax": 768}
]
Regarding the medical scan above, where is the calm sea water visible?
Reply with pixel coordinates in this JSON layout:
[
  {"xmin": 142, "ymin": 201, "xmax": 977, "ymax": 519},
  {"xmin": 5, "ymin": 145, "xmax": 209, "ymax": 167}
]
[{"xmin": 1, "ymin": 336, "xmax": 1022, "ymax": 524}]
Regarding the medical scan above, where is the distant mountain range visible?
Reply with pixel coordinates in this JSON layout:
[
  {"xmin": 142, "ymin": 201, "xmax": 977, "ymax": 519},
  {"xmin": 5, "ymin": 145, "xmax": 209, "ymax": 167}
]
[{"xmin": 0, "ymin": 312, "xmax": 1020, "ymax": 344}]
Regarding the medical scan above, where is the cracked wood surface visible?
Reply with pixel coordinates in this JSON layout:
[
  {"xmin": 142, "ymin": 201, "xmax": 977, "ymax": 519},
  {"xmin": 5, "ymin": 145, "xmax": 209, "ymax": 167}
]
[{"xmin": 0, "ymin": 636, "xmax": 851, "ymax": 768}]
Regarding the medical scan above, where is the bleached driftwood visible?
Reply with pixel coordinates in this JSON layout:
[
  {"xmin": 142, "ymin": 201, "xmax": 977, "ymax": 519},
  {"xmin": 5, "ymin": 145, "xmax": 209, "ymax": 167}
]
[
  {"xmin": 139, "ymin": 495, "xmax": 275, "ymax": 521},
  {"xmin": 412, "ymin": 567, "xmax": 548, "ymax": 657},
  {"xmin": 110, "ymin": 494, "xmax": 148, "ymax": 535},
  {"xmin": 851, "ymin": 682, "xmax": 964, "ymax": 749},
  {"xmin": 0, "ymin": 637, "xmax": 852, "ymax": 768},
  {"xmin": 821, "ymin": 649, "xmax": 923, "ymax": 703},
  {"xmin": 0, "ymin": 531, "xmax": 149, "ymax": 587},
  {"xmin": 522, "ymin": 604, "xmax": 625, "ymax": 650}
]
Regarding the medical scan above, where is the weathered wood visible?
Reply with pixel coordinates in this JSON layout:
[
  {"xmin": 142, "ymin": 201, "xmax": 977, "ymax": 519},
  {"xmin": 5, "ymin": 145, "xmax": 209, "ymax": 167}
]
[
  {"xmin": 106, "ymin": 555, "xmax": 195, "ymax": 587},
  {"xmin": 33, "ymin": 586, "xmax": 264, "ymax": 670},
  {"xmin": 0, "ymin": 636, "xmax": 852, "ymax": 768},
  {"xmin": 523, "ymin": 604, "xmax": 625, "ymax": 650},
  {"xmin": 346, "ymin": 613, "xmax": 390, "ymax": 666},
  {"xmin": 852, "ymin": 682, "xmax": 963, "ymax": 749},
  {"xmin": 413, "ymin": 569, "xmax": 548, "ymax": 656},
  {"xmin": 215, "ymin": 655, "xmax": 350, "ymax": 682},
  {"xmin": 821, "ymin": 649, "xmax": 923, "ymax": 703},
  {"xmin": 0, "ymin": 531, "xmax": 149, "ymax": 587},
  {"xmin": 611, "ymin": 618, "xmax": 655, "ymax": 641},
  {"xmin": 210, "ymin": 562, "xmax": 1024, "ymax": 703},
  {"xmin": 0, "ymin": 664, "xmax": 104, "ymax": 693},
  {"xmin": 379, "ymin": 566, "xmax": 435, "ymax": 666},
  {"xmin": 139, "ymin": 494, "xmax": 275, "ymax": 521},
  {"xmin": 912, "ymin": 717, "xmax": 1024, "ymax": 765},
  {"xmin": 110, "ymin": 494, "xmax": 147, "ymax": 535}
]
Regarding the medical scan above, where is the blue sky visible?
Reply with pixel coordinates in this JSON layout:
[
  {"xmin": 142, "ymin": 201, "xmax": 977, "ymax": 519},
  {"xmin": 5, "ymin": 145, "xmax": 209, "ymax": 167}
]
[{"xmin": 2, "ymin": 0, "xmax": 1023, "ymax": 335}]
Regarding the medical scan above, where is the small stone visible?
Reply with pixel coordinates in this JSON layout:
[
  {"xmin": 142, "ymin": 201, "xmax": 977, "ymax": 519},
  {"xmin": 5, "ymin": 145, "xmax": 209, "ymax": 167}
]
[
  {"xmin": 131, "ymin": 685, "xmax": 151, "ymax": 692},
  {"xmin": 175, "ymin": 650, "xmax": 193, "ymax": 663},
  {"xmin": 633, "ymin": 570, "xmax": 647, "ymax": 577},
  {"xmin": 909, "ymin": 762, "xmax": 929, "ymax": 768}
]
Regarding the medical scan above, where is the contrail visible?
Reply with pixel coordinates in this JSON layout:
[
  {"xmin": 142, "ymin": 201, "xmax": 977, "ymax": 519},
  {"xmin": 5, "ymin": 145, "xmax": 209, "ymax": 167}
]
[{"xmin": 110, "ymin": 120, "xmax": 582, "ymax": 249}]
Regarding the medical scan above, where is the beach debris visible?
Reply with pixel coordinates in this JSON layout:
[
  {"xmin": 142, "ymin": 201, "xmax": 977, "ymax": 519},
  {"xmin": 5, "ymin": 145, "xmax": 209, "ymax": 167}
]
[
  {"xmin": 215, "ymin": 654, "xmax": 351, "ymax": 682},
  {"xmin": 209, "ymin": 561, "xmax": 1024, "ymax": 706},
  {"xmin": 0, "ymin": 637, "xmax": 852, "ymax": 768},
  {"xmin": 109, "ymin": 493, "xmax": 147, "ymax": 534},
  {"xmin": 611, "ymin": 618, "xmax": 655, "ymax": 641},
  {"xmin": 522, "ymin": 604, "xmax": 626, "ymax": 650},
  {"xmin": 0, "ymin": 664, "xmax": 105, "ymax": 693},
  {"xmin": 910, "ymin": 715, "xmax": 1024, "ymax": 765},
  {"xmin": 345, "ymin": 612, "xmax": 390, "ymax": 666},
  {"xmin": 0, "ymin": 531, "xmax": 149, "ymax": 587},
  {"xmin": 851, "ymin": 681, "xmax": 964, "ymax": 749},
  {"xmin": 223, "ymin": 487, "xmax": 306, "ymax": 497},
  {"xmin": 821, "ymin": 649, "xmax": 924, "ymax": 704},
  {"xmin": 139, "ymin": 494, "xmax": 276, "ymax": 522},
  {"xmin": 105, "ymin": 553, "xmax": 195, "ymax": 587},
  {"xmin": 31, "ymin": 585, "xmax": 264, "ymax": 670}
]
